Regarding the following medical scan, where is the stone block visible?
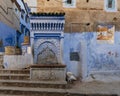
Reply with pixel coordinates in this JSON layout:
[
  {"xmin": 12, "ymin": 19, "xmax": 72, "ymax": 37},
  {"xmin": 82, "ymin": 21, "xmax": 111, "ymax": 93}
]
[
  {"xmin": 3, "ymin": 54, "xmax": 33, "ymax": 69},
  {"xmin": 30, "ymin": 64, "xmax": 66, "ymax": 81}
]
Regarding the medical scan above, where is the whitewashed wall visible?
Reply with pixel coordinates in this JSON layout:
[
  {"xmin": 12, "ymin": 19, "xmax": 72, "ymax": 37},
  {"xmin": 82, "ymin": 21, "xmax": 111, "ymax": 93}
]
[
  {"xmin": 3, "ymin": 54, "xmax": 33, "ymax": 69},
  {"xmin": 64, "ymin": 32, "xmax": 120, "ymax": 80}
]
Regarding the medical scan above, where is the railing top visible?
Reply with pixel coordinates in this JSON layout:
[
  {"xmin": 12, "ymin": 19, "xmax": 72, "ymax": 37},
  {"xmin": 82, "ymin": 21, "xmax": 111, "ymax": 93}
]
[
  {"xmin": 30, "ymin": 12, "xmax": 65, "ymax": 20},
  {"xmin": 30, "ymin": 12, "xmax": 65, "ymax": 16}
]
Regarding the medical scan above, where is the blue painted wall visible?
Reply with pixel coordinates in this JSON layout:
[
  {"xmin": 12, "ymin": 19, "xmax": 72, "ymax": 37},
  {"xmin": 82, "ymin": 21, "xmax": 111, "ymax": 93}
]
[
  {"xmin": 64, "ymin": 32, "xmax": 120, "ymax": 77},
  {"xmin": 0, "ymin": 22, "xmax": 17, "ymax": 52}
]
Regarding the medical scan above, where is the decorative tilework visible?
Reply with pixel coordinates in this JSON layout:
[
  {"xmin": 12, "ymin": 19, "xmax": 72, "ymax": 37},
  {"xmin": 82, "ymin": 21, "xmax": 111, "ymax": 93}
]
[{"xmin": 30, "ymin": 15, "xmax": 65, "ymax": 64}]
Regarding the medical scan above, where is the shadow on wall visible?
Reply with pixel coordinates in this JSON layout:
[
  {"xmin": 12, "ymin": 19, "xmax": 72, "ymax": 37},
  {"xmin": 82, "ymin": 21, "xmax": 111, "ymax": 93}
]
[{"xmin": 0, "ymin": 22, "xmax": 16, "ymax": 52}]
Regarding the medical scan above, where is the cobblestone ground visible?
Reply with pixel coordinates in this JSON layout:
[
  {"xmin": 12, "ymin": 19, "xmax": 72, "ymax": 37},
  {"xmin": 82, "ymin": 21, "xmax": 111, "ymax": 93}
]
[{"xmin": 69, "ymin": 80, "xmax": 120, "ymax": 96}]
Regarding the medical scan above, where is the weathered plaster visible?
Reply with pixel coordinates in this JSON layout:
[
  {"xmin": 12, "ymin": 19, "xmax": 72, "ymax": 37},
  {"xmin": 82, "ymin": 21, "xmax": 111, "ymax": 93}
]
[
  {"xmin": 25, "ymin": 0, "xmax": 120, "ymax": 32},
  {"xmin": 64, "ymin": 32, "xmax": 120, "ymax": 79},
  {"xmin": 3, "ymin": 54, "xmax": 33, "ymax": 69},
  {"xmin": 0, "ymin": 22, "xmax": 16, "ymax": 52}
]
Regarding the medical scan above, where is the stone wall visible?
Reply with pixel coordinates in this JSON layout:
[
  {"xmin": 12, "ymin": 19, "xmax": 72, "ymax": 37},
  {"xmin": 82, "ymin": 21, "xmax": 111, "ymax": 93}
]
[
  {"xmin": 3, "ymin": 54, "xmax": 33, "ymax": 69},
  {"xmin": 24, "ymin": 0, "xmax": 120, "ymax": 32},
  {"xmin": 0, "ymin": 0, "xmax": 20, "ymax": 31},
  {"xmin": 24, "ymin": 0, "xmax": 37, "ymax": 12}
]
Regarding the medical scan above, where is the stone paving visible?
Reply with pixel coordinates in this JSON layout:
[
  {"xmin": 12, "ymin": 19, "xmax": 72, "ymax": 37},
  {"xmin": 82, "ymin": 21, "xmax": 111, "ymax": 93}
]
[
  {"xmin": 69, "ymin": 79, "xmax": 120, "ymax": 96},
  {"xmin": 0, "ymin": 69, "xmax": 119, "ymax": 96}
]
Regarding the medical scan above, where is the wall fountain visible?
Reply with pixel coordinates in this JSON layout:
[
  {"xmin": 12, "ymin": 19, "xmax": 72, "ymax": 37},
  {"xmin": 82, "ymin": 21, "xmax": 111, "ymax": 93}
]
[{"xmin": 30, "ymin": 13, "xmax": 66, "ymax": 82}]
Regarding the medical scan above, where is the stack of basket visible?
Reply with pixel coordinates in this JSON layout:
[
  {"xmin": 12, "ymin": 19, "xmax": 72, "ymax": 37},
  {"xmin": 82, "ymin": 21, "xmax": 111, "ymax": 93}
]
[
  {"xmin": 5, "ymin": 46, "xmax": 15, "ymax": 55},
  {"xmin": 24, "ymin": 36, "xmax": 30, "ymax": 44},
  {"xmin": 5, "ymin": 46, "xmax": 21, "ymax": 55}
]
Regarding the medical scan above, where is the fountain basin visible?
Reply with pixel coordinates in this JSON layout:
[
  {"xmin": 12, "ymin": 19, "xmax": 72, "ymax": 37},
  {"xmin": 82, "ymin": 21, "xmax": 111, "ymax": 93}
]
[{"xmin": 30, "ymin": 64, "xmax": 66, "ymax": 81}]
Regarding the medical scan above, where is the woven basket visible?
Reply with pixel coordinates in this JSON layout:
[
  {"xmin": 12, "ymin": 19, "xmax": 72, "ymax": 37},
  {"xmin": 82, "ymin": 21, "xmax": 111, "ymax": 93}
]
[
  {"xmin": 5, "ymin": 46, "xmax": 15, "ymax": 55},
  {"xmin": 24, "ymin": 36, "xmax": 30, "ymax": 44}
]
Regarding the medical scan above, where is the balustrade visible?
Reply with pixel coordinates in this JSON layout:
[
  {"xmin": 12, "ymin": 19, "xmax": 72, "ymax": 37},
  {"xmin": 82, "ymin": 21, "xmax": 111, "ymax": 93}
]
[{"xmin": 31, "ymin": 22, "xmax": 64, "ymax": 31}]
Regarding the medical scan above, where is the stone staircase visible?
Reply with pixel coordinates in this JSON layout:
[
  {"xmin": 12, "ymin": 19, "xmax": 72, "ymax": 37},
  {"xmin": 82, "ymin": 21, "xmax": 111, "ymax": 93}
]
[
  {"xmin": 0, "ymin": 69, "xmax": 68, "ymax": 96},
  {"xmin": 0, "ymin": 54, "xmax": 3, "ymax": 69},
  {"xmin": 0, "ymin": 69, "xmax": 118, "ymax": 96},
  {"xmin": 0, "ymin": 70, "xmax": 29, "ymax": 80}
]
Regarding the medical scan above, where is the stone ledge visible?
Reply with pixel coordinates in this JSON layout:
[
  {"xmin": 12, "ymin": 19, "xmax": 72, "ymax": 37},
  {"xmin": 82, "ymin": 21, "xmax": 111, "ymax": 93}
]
[
  {"xmin": 30, "ymin": 64, "xmax": 66, "ymax": 68},
  {"xmin": 30, "ymin": 64, "xmax": 66, "ymax": 81},
  {"xmin": 21, "ymin": 43, "xmax": 30, "ymax": 45}
]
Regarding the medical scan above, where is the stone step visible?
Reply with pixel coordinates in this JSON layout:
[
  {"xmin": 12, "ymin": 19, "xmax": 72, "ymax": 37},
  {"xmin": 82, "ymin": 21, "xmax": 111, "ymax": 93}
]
[
  {"xmin": 0, "ymin": 63, "xmax": 3, "ymax": 65},
  {"xmin": 0, "ymin": 86, "xmax": 67, "ymax": 96},
  {"xmin": 0, "ymin": 57, "xmax": 3, "ymax": 59},
  {"xmin": 0, "ymin": 95, "xmax": 117, "ymax": 96},
  {"xmin": 69, "ymin": 93, "xmax": 118, "ymax": 96},
  {"xmin": 0, "ymin": 65, "xmax": 3, "ymax": 69},
  {"xmin": 0, "ymin": 60, "xmax": 3, "ymax": 62},
  {"xmin": 0, "ymin": 80, "xmax": 67, "ymax": 89},
  {"xmin": 0, "ymin": 69, "xmax": 30, "ymax": 74},
  {"xmin": 0, "ymin": 87, "xmax": 117, "ymax": 96},
  {"xmin": 0, "ymin": 74, "xmax": 30, "ymax": 80},
  {"xmin": 0, "ymin": 94, "xmax": 26, "ymax": 96},
  {"xmin": 0, "ymin": 94, "xmax": 25, "ymax": 96},
  {"xmin": 0, "ymin": 62, "xmax": 3, "ymax": 64},
  {"xmin": 0, "ymin": 58, "xmax": 3, "ymax": 65},
  {"xmin": 0, "ymin": 54, "xmax": 4, "ymax": 70}
]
